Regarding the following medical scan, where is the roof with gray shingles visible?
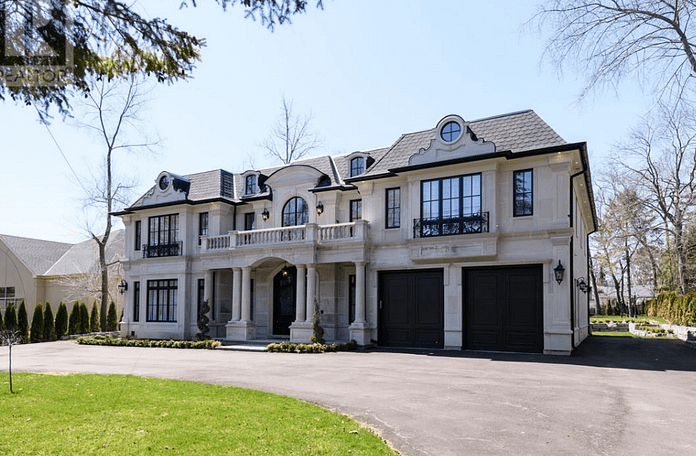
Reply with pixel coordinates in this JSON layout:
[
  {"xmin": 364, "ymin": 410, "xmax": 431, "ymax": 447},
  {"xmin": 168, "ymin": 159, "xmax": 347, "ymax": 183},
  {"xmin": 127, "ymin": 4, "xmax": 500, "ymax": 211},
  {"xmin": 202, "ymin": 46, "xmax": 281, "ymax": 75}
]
[
  {"xmin": 126, "ymin": 110, "xmax": 567, "ymax": 206},
  {"xmin": 44, "ymin": 230, "xmax": 125, "ymax": 276},
  {"xmin": 0, "ymin": 234, "xmax": 74, "ymax": 276}
]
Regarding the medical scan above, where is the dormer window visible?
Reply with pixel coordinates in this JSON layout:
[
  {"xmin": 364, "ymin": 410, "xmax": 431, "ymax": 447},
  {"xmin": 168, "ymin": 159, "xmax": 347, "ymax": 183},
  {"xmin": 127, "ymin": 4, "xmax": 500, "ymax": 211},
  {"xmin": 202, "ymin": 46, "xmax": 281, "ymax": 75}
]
[
  {"xmin": 350, "ymin": 157, "xmax": 365, "ymax": 177},
  {"xmin": 441, "ymin": 121, "xmax": 462, "ymax": 143},
  {"xmin": 159, "ymin": 175, "xmax": 170, "ymax": 190},
  {"xmin": 245, "ymin": 174, "xmax": 257, "ymax": 195}
]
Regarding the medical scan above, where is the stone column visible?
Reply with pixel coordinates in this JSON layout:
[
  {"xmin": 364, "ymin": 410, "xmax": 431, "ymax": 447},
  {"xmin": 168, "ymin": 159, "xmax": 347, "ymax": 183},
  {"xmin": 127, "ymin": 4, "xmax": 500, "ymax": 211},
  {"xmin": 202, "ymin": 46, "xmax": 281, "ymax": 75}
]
[
  {"xmin": 295, "ymin": 264, "xmax": 307, "ymax": 322},
  {"xmin": 232, "ymin": 267, "xmax": 242, "ymax": 322},
  {"xmin": 241, "ymin": 266, "xmax": 251, "ymax": 322},
  {"xmin": 306, "ymin": 265, "xmax": 317, "ymax": 320},
  {"xmin": 354, "ymin": 261, "xmax": 366, "ymax": 324}
]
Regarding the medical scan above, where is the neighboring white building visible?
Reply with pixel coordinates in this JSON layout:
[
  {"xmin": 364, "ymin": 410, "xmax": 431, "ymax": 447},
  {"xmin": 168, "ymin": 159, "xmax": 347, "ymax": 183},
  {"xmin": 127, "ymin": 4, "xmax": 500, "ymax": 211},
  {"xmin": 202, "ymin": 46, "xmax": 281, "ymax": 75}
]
[{"xmin": 116, "ymin": 111, "xmax": 596, "ymax": 354}]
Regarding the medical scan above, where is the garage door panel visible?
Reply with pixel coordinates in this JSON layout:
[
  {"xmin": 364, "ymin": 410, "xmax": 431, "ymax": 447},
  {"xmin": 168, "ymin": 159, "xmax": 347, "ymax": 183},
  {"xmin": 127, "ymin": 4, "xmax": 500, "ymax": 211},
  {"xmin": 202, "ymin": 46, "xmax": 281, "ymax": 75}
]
[
  {"xmin": 468, "ymin": 274, "xmax": 499, "ymax": 326},
  {"xmin": 470, "ymin": 330, "xmax": 501, "ymax": 349}
]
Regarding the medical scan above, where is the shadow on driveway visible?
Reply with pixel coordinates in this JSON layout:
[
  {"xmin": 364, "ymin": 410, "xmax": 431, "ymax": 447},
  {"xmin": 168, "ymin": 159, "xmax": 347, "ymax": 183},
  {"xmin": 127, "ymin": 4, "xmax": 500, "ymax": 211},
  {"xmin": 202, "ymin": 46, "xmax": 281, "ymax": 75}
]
[{"xmin": 367, "ymin": 335, "xmax": 696, "ymax": 372}]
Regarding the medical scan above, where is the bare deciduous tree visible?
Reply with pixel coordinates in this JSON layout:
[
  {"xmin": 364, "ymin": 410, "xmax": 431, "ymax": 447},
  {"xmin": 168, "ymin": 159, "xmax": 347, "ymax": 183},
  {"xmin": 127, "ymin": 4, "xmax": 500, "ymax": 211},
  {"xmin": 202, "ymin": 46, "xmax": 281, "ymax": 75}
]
[
  {"xmin": 1, "ymin": 329, "xmax": 23, "ymax": 393},
  {"xmin": 535, "ymin": 0, "xmax": 696, "ymax": 103},
  {"xmin": 261, "ymin": 96, "xmax": 321, "ymax": 164}
]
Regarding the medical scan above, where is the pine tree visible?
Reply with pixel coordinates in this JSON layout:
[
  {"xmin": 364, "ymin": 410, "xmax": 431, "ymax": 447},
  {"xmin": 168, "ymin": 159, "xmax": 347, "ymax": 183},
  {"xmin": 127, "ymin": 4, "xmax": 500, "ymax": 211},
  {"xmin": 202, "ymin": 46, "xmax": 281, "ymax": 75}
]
[
  {"xmin": 90, "ymin": 302, "xmax": 100, "ymax": 332},
  {"xmin": 43, "ymin": 303, "xmax": 56, "ymax": 342},
  {"xmin": 55, "ymin": 302, "xmax": 68, "ymax": 339},
  {"xmin": 30, "ymin": 303, "xmax": 44, "ymax": 343},
  {"xmin": 106, "ymin": 302, "xmax": 118, "ymax": 332},
  {"xmin": 80, "ymin": 303, "xmax": 90, "ymax": 334},
  {"xmin": 68, "ymin": 302, "xmax": 81, "ymax": 335},
  {"xmin": 4, "ymin": 304, "xmax": 17, "ymax": 332},
  {"xmin": 17, "ymin": 301, "xmax": 29, "ymax": 343}
]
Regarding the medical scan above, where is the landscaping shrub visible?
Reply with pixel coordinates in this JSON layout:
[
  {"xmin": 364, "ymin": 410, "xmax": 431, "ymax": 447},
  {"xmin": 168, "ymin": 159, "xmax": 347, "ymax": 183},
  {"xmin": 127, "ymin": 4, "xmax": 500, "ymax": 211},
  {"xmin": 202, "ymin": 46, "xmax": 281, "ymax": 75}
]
[
  {"xmin": 68, "ymin": 302, "xmax": 80, "ymax": 335},
  {"xmin": 76, "ymin": 335, "xmax": 221, "ymax": 349},
  {"xmin": 55, "ymin": 302, "xmax": 68, "ymax": 339},
  {"xmin": 267, "ymin": 340, "xmax": 358, "ymax": 353},
  {"xmin": 644, "ymin": 292, "xmax": 696, "ymax": 326},
  {"xmin": 30, "ymin": 303, "xmax": 44, "ymax": 343},
  {"xmin": 79, "ymin": 302, "xmax": 90, "ymax": 334},
  {"xmin": 0, "ymin": 307, "xmax": 3, "ymax": 330},
  {"xmin": 90, "ymin": 302, "xmax": 100, "ymax": 333},
  {"xmin": 106, "ymin": 301, "xmax": 118, "ymax": 331},
  {"xmin": 43, "ymin": 302, "xmax": 56, "ymax": 342},
  {"xmin": 17, "ymin": 301, "xmax": 29, "ymax": 342},
  {"xmin": 4, "ymin": 303, "xmax": 17, "ymax": 331}
]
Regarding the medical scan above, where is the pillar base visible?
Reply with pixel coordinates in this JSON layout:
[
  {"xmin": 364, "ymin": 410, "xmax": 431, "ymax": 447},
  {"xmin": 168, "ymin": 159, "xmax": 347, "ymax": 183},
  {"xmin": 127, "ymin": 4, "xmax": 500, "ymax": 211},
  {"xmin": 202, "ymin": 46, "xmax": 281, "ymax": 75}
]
[
  {"xmin": 349, "ymin": 321, "xmax": 371, "ymax": 346},
  {"xmin": 290, "ymin": 321, "xmax": 313, "ymax": 344},
  {"xmin": 226, "ymin": 320, "xmax": 256, "ymax": 341}
]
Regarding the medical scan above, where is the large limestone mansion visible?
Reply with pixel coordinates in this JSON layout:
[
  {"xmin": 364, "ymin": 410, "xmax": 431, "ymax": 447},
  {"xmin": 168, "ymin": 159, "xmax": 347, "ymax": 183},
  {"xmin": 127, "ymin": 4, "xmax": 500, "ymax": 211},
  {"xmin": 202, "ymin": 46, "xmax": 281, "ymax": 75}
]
[{"xmin": 115, "ymin": 111, "xmax": 596, "ymax": 354}]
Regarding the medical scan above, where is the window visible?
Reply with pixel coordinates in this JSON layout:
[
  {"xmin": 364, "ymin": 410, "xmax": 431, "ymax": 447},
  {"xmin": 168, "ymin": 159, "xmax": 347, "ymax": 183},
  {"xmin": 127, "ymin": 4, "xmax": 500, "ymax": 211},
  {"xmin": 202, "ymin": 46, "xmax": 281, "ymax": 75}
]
[
  {"xmin": 133, "ymin": 281, "xmax": 140, "ymax": 322},
  {"xmin": 350, "ymin": 157, "xmax": 365, "ymax": 177},
  {"xmin": 0, "ymin": 287, "xmax": 16, "ymax": 311},
  {"xmin": 146, "ymin": 214, "xmax": 180, "ymax": 257},
  {"xmin": 416, "ymin": 173, "xmax": 486, "ymax": 237},
  {"xmin": 350, "ymin": 199, "xmax": 362, "ymax": 222},
  {"xmin": 348, "ymin": 274, "xmax": 356, "ymax": 324},
  {"xmin": 245, "ymin": 175, "xmax": 257, "ymax": 195},
  {"xmin": 441, "ymin": 121, "xmax": 462, "ymax": 142},
  {"xmin": 513, "ymin": 169, "xmax": 533, "ymax": 216},
  {"xmin": 198, "ymin": 212, "xmax": 209, "ymax": 245},
  {"xmin": 244, "ymin": 212, "xmax": 256, "ymax": 231},
  {"xmin": 386, "ymin": 188, "xmax": 401, "ymax": 228},
  {"xmin": 147, "ymin": 279, "xmax": 178, "ymax": 322},
  {"xmin": 282, "ymin": 197, "xmax": 309, "ymax": 226},
  {"xmin": 134, "ymin": 220, "xmax": 141, "ymax": 251},
  {"xmin": 197, "ymin": 278, "xmax": 205, "ymax": 323},
  {"xmin": 158, "ymin": 174, "xmax": 170, "ymax": 190}
]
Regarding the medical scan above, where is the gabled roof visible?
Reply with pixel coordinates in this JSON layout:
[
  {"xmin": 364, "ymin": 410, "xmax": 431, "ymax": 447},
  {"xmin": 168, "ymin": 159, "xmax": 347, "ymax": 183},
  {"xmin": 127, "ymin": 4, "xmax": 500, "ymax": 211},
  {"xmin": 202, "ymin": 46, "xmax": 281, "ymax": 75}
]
[
  {"xmin": 0, "ymin": 234, "xmax": 74, "ymax": 276},
  {"xmin": 44, "ymin": 230, "xmax": 125, "ymax": 277}
]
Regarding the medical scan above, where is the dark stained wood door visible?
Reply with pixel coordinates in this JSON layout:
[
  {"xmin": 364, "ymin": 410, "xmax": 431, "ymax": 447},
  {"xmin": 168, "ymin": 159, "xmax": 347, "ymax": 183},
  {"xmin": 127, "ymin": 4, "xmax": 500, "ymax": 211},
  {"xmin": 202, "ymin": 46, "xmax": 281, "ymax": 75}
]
[{"xmin": 273, "ymin": 266, "xmax": 296, "ymax": 336}]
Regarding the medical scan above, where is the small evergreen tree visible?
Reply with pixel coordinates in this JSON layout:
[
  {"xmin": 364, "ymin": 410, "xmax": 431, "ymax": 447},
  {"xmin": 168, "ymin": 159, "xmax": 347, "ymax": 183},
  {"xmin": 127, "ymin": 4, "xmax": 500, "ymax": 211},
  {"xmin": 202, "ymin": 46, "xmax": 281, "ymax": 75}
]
[
  {"xmin": 55, "ymin": 302, "xmax": 68, "ymax": 339},
  {"xmin": 5, "ymin": 304, "xmax": 18, "ymax": 332},
  {"xmin": 43, "ymin": 302, "xmax": 56, "ymax": 342},
  {"xmin": 80, "ymin": 302, "xmax": 90, "ymax": 334},
  {"xmin": 0, "ymin": 307, "xmax": 4, "ymax": 330},
  {"xmin": 90, "ymin": 302, "xmax": 100, "ymax": 332},
  {"xmin": 68, "ymin": 302, "xmax": 81, "ymax": 335},
  {"xmin": 106, "ymin": 302, "xmax": 118, "ymax": 332},
  {"xmin": 310, "ymin": 299, "xmax": 325, "ymax": 345},
  {"xmin": 17, "ymin": 301, "xmax": 29, "ymax": 343},
  {"xmin": 30, "ymin": 303, "xmax": 44, "ymax": 343}
]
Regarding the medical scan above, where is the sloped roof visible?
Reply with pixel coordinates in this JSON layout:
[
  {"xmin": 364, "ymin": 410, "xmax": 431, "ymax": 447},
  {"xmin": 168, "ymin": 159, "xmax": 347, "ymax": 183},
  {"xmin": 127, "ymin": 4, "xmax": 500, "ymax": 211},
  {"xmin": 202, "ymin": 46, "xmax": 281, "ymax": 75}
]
[
  {"xmin": 0, "ymin": 234, "xmax": 73, "ymax": 276},
  {"xmin": 45, "ymin": 230, "xmax": 125, "ymax": 276}
]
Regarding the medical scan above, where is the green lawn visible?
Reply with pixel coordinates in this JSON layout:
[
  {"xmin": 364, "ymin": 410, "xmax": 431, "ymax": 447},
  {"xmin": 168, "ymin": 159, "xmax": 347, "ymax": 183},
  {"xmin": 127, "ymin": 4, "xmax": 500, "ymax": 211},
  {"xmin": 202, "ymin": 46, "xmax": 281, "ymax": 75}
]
[
  {"xmin": 590, "ymin": 315, "xmax": 669, "ymax": 324},
  {"xmin": 0, "ymin": 373, "xmax": 397, "ymax": 456}
]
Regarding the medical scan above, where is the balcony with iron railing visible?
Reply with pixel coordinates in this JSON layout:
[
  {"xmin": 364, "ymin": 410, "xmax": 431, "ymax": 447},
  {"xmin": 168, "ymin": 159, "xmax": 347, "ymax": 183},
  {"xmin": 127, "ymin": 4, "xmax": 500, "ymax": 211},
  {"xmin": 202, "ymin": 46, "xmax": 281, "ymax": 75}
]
[
  {"xmin": 202, "ymin": 221, "xmax": 367, "ymax": 252},
  {"xmin": 142, "ymin": 241, "xmax": 183, "ymax": 258},
  {"xmin": 413, "ymin": 212, "xmax": 489, "ymax": 238}
]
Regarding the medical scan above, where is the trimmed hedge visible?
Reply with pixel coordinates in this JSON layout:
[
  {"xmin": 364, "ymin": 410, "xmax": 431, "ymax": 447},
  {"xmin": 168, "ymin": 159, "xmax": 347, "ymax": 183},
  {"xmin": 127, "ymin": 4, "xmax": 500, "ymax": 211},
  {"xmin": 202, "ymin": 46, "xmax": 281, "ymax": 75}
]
[
  {"xmin": 76, "ymin": 335, "xmax": 221, "ymax": 349},
  {"xmin": 644, "ymin": 292, "xmax": 696, "ymax": 326},
  {"xmin": 266, "ymin": 340, "xmax": 358, "ymax": 353}
]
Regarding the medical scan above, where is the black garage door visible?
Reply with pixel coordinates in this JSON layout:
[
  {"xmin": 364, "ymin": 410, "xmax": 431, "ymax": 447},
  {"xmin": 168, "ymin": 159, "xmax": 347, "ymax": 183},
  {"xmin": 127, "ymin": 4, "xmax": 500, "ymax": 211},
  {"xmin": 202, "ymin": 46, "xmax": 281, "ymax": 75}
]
[
  {"xmin": 464, "ymin": 266, "xmax": 543, "ymax": 353},
  {"xmin": 379, "ymin": 269, "xmax": 444, "ymax": 349}
]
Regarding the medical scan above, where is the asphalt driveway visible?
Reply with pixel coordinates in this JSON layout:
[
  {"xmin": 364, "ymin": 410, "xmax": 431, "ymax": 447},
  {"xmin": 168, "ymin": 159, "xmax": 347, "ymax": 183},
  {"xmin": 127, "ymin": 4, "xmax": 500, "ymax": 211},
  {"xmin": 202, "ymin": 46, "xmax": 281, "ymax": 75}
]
[{"xmin": 3, "ymin": 336, "xmax": 696, "ymax": 456}]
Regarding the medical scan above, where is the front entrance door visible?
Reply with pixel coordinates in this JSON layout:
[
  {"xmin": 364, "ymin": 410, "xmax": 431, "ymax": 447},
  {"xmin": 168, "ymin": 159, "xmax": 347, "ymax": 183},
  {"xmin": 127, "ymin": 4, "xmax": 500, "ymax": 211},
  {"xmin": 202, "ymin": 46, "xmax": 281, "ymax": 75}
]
[{"xmin": 273, "ymin": 266, "xmax": 297, "ymax": 335}]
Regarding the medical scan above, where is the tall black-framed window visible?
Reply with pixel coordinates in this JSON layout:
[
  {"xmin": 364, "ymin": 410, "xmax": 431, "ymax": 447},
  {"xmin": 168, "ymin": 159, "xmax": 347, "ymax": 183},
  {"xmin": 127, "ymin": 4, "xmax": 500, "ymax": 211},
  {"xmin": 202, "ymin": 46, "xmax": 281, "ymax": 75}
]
[
  {"xmin": 348, "ymin": 274, "xmax": 356, "ymax": 324},
  {"xmin": 134, "ymin": 220, "xmax": 141, "ymax": 251},
  {"xmin": 147, "ymin": 279, "xmax": 178, "ymax": 322},
  {"xmin": 350, "ymin": 157, "xmax": 365, "ymax": 177},
  {"xmin": 386, "ymin": 188, "xmax": 401, "ymax": 229},
  {"xmin": 133, "ymin": 281, "xmax": 140, "ymax": 322},
  {"xmin": 350, "ymin": 199, "xmax": 362, "ymax": 222},
  {"xmin": 146, "ymin": 214, "xmax": 180, "ymax": 257},
  {"xmin": 513, "ymin": 169, "xmax": 533, "ymax": 216},
  {"xmin": 282, "ymin": 197, "xmax": 309, "ymax": 226},
  {"xmin": 244, "ymin": 212, "xmax": 256, "ymax": 230},
  {"xmin": 416, "ymin": 173, "xmax": 485, "ymax": 237},
  {"xmin": 198, "ymin": 212, "xmax": 209, "ymax": 245},
  {"xmin": 245, "ymin": 175, "xmax": 257, "ymax": 195}
]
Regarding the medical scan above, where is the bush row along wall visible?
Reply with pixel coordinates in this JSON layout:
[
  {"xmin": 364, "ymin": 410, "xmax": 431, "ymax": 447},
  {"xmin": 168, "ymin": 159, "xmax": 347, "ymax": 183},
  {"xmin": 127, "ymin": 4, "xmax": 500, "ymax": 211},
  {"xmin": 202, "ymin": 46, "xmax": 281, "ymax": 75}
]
[{"xmin": 644, "ymin": 292, "xmax": 696, "ymax": 327}]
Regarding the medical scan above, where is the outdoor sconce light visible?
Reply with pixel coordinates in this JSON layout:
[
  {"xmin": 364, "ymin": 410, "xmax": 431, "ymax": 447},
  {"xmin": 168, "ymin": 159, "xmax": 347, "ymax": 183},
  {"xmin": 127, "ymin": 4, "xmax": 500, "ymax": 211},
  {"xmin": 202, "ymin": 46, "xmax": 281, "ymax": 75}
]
[
  {"xmin": 554, "ymin": 260, "xmax": 565, "ymax": 284},
  {"xmin": 577, "ymin": 278, "xmax": 589, "ymax": 293},
  {"xmin": 261, "ymin": 208, "xmax": 270, "ymax": 221},
  {"xmin": 316, "ymin": 202, "xmax": 324, "ymax": 215},
  {"xmin": 117, "ymin": 279, "xmax": 128, "ymax": 294}
]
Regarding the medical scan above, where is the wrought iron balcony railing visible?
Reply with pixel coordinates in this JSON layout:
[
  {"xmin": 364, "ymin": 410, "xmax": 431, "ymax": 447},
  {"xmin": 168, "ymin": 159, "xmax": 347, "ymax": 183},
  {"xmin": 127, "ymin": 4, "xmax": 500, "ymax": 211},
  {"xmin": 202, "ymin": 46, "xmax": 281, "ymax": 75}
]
[
  {"xmin": 142, "ymin": 241, "xmax": 183, "ymax": 258},
  {"xmin": 413, "ymin": 212, "xmax": 489, "ymax": 238}
]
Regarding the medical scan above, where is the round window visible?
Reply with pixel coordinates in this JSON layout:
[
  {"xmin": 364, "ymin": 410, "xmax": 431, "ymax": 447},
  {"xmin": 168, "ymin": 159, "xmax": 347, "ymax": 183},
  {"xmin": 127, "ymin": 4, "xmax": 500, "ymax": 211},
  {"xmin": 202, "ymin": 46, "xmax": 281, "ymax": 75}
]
[
  {"xmin": 159, "ymin": 175, "xmax": 170, "ymax": 190},
  {"xmin": 441, "ymin": 121, "xmax": 462, "ymax": 142}
]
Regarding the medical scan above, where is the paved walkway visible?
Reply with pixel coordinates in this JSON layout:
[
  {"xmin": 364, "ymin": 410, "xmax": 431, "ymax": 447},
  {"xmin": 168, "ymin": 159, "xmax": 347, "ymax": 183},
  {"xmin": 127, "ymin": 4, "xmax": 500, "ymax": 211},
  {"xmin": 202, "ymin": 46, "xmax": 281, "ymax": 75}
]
[{"xmin": 3, "ymin": 337, "xmax": 696, "ymax": 455}]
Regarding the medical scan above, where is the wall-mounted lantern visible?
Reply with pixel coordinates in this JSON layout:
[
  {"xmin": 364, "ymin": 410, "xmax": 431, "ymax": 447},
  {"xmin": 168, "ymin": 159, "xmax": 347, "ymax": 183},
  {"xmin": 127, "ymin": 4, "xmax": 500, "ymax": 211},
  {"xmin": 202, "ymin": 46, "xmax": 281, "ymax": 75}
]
[
  {"xmin": 117, "ymin": 279, "xmax": 128, "ymax": 294},
  {"xmin": 316, "ymin": 202, "xmax": 324, "ymax": 215},
  {"xmin": 554, "ymin": 260, "xmax": 565, "ymax": 284},
  {"xmin": 576, "ymin": 277, "xmax": 589, "ymax": 293},
  {"xmin": 261, "ymin": 208, "xmax": 270, "ymax": 221}
]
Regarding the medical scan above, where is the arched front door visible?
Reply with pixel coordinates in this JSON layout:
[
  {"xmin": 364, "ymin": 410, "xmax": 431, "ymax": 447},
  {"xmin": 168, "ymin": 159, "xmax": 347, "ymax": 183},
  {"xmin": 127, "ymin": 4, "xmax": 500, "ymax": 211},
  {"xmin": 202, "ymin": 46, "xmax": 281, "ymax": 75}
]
[{"xmin": 273, "ymin": 266, "xmax": 297, "ymax": 336}]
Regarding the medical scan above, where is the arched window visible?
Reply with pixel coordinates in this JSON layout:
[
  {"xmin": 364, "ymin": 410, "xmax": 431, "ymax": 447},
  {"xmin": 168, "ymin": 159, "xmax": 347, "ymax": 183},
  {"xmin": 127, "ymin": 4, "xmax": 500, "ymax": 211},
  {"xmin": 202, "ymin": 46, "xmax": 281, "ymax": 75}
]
[
  {"xmin": 350, "ymin": 157, "xmax": 365, "ymax": 177},
  {"xmin": 282, "ymin": 197, "xmax": 309, "ymax": 226},
  {"xmin": 245, "ymin": 174, "xmax": 257, "ymax": 195}
]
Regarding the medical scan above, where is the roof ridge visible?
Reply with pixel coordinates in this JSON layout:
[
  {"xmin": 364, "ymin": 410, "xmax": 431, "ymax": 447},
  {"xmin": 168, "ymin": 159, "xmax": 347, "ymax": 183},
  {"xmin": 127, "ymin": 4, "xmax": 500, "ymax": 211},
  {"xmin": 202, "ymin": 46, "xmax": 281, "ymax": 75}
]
[{"xmin": 469, "ymin": 109, "xmax": 534, "ymax": 124}]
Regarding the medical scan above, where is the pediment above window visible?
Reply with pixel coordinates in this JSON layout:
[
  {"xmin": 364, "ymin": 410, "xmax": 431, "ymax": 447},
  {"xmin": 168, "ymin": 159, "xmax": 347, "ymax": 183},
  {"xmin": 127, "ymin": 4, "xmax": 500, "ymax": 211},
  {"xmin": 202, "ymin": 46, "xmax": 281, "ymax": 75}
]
[
  {"xmin": 135, "ymin": 171, "xmax": 190, "ymax": 207},
  {"xmin": 409, "ymin": 115, "xmax": 496, "ymax": 166}
]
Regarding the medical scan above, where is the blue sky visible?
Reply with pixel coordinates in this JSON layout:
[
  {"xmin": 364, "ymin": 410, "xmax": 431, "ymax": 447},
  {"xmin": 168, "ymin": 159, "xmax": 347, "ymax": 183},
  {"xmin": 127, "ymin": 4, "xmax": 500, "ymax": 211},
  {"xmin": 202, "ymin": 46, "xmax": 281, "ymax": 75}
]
[{"xmin": 0, "ymin": 0, "xmax": 650, "ymax": 243}]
